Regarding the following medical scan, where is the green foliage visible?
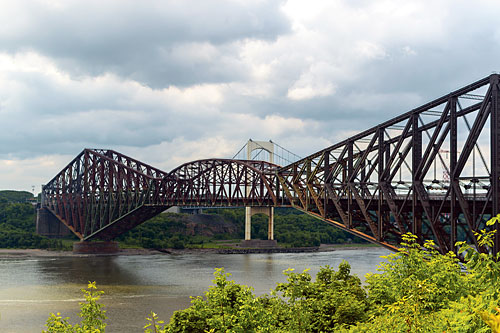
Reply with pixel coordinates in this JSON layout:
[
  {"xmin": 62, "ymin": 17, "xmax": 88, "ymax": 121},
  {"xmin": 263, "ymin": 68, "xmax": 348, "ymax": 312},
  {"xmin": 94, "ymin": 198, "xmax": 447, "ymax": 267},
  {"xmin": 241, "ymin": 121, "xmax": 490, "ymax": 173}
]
[
  {"xmin": 207, "ymin": 207, "xmax": 365, "ymax": 247},
  {"xmin": 433, "ymin": 295, "xmax": 495, "ymax": 333},
  {"xmin": 457, "ymin": 215, "xmax": 500, "ymax": 299},
  {"xmin": 117, "ymin": 213, "xmax": 220, "ymax": 249},
  {"xmin": 348, "ymin": 216, "xmax": 500, "ymax": 332},
  {"xmin": 273, "ymin": 263, "xmax": 368, "ymax": 332},
  {"xmin": 273, "ymin": 208, "xmax": 366, "ymax": 246},
  {"xmin": 0, "ymin": 190, "xmax": 34, "ymax": 203},
  {"xmin": 0, "ymin": 196, "xmax": 72, "ymax": 249},
  {"xmin": 163, "ymin": 263, "xmax": 365, "ymax": 332},
  {"xmin": 44, "ymin": 282, "xmax": 107, "ymax": 333},
  {"xmin": 166, "ymin": 268, "xmax": 271, "ymax": 332},
  {"xmin": 44, "ymin": 215, "xmax": 500, "ymax": 332},
  {"xmin": 366, "ymin": 233, "xmax": 466, "ymax": 312},
  {"xmin": 1, "ymin": 192, "xmax": 362, "ymax": 251},
  {"xmin": 480, "ymin": 307, "xmax": 500, "ymax": 333},
  {"xmin": 144, "ymin": 311, "xmax": 166, "ymax": 333},
  {"xmin": 117, "ymin": 207, "xmax": 363, "ymax": 250}
]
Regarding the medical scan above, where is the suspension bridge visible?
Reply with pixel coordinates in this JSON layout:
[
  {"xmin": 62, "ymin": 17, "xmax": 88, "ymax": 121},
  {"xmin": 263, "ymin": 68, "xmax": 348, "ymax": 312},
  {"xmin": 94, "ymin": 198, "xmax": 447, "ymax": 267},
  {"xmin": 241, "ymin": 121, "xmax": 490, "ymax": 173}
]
[{"xmin": 37, "ymin": 74, "xmax": 500, "ymax": 254}]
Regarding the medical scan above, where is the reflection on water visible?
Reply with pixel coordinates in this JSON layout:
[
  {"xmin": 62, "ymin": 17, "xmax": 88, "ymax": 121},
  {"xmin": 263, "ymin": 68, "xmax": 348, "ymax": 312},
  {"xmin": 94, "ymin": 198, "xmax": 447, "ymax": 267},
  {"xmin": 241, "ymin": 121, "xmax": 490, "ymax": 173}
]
[{"xmin": 0, "ymin": 248, "xmax": 390, "ymax": 332}]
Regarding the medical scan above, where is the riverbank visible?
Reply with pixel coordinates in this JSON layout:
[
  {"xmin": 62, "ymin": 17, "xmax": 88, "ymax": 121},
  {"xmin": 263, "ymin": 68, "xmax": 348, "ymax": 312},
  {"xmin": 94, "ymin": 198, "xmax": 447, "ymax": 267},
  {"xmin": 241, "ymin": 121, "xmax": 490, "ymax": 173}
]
[{"xmin": 0, "ymin": 243, "xmax": 380, "ymax": 258}]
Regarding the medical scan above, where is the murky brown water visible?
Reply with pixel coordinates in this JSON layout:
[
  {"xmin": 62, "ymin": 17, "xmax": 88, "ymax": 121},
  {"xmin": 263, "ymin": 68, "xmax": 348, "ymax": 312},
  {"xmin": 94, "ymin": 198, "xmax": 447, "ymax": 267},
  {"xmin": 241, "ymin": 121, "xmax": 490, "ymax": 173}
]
[{"xmin": 0, "ymin": 248, "xmax": 390, "ymax": 332}]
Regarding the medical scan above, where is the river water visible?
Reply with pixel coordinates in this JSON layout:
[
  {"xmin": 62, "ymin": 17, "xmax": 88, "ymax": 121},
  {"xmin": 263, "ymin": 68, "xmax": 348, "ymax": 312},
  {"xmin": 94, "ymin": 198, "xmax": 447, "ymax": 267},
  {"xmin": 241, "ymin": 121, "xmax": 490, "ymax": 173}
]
[{"xmin": 0, "ymin": 248, "xmax": 390, "ymax": 332}]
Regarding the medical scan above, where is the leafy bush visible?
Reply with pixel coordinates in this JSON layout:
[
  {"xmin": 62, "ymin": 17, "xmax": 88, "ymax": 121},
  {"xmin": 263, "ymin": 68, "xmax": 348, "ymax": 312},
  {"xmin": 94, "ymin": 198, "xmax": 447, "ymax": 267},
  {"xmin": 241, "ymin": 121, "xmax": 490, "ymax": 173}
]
[
  {"xmin": 43, "ymin": 281, "xmax": 107, "ymax": 333},
  {"xmin": 164, "ymin": 263, "xmax": 366, "ymax": 332},
  {"xmin": 45, "ymin": 215, "xmax": 500, "ymax": 332},
  {"xmin": 166, "ymin": 268, "xmax": 268, "ymax": 332},
  {"xmin": 0, "ymin": 200, "xmax": 72, "ymax": 249},
  {"xmin": 366, "ymin": 233, "xmax": 467, "ymax": 312},
  {"xmin": 273, "ymin": 263, "xmax": 368, "ymax": 331},
  {"xmin": 348, "ymin": 216, "xmax": 500, "ymax": 333}
]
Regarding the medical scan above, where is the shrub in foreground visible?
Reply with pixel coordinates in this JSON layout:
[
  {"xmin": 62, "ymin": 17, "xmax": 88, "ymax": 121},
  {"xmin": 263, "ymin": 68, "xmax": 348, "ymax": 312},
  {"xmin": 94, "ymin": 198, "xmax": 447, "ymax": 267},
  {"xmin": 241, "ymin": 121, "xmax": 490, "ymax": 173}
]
[
  {"xmin": 165, "ymin": 263, "xmax": 366, "ymax": 332},
  {"xmin": 45, "ymin": 216, "xmax": 500, "ymax": 332},
  {"xmin": 44, "ymin": 282, "xmax": 106, "ymax": 333}
]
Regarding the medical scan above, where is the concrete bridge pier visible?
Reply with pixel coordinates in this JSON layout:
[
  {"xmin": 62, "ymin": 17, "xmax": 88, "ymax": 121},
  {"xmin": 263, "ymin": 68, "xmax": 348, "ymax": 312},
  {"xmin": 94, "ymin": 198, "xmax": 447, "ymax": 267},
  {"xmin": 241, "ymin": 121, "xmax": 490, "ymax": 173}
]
[
  {"xmin": 242, "ymin": 206, "xmax": 277, "ymax": 248},
  {"xmin": 36, "ymin": 207, "xmax": 71, "ymax": 238},
  {"xmin": 73, "ymin": 241, "xmax": 120, "ymax": 254},
  {"xmin": 245, "ymin": 206, "xmax": 274, "ymax": 240},
  {"xmin": 242, "ymin": 139, "xmax": 277, "ymax": 247}
]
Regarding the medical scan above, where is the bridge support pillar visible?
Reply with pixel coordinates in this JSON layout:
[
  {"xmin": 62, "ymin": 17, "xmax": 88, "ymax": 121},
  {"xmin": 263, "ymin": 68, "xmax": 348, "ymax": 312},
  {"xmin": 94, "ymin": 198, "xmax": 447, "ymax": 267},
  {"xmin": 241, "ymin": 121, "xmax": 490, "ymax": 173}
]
[
  {"xmin": 245, "ymin": 207, "xmax": 252, "ymax": 240},
  {"xmin": 36, "ymin": 207, "xmax": 71, "ymax": 238},
  {"xmin": 73, "ymin": 241, "xmax": 120, "ymax": 254},
  {"xmin": 245, "ymin": 206, "xmax": 274, "ymax": 240},
  {"xmin": 244, "ymin": 139, "xmax": 275, "ymax": 241}
]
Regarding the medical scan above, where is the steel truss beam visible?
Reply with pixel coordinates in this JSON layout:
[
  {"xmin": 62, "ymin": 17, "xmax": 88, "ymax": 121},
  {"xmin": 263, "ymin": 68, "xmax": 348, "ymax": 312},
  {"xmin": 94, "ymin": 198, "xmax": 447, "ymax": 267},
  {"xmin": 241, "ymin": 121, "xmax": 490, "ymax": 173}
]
[
  {"xmin": 278, "ymin": 74, "xmax": 500, "ymax": 254},
  {"xmin": 157, "ymin": 159, "xmax": 279, "ymax": 207},
  {"xmin": 42, "ymin": 149, "xmax": 167, "ymax": 240},
  {"xmin": 42, "ymin": 75, "xmax": 500, "ymax": 254},
  {"xmin": 42, "ymin": 151, "xmax": 280, "ymax": 241}
]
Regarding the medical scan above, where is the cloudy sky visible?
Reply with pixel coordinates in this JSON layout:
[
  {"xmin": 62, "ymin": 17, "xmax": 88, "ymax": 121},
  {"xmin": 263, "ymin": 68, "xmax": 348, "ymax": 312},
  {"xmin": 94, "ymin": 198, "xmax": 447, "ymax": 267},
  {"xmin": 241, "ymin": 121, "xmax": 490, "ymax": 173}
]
[{"xmin": 1, "ymin": 0, "xmax": 500, "ymax": 192}]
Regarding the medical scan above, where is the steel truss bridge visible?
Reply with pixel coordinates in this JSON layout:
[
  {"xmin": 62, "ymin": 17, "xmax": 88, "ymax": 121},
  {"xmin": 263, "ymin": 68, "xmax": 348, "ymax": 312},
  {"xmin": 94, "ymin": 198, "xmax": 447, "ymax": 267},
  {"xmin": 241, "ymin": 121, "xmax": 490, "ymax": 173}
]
[{"xmin": 41, "ymin": 74, "xmax": 500, "ymax": 254}]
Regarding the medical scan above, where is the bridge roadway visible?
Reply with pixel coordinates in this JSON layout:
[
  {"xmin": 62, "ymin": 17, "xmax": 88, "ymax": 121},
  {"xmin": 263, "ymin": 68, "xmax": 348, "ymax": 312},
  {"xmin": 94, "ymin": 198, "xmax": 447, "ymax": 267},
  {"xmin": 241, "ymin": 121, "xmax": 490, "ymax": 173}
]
[{"xmin": 39, "ymin": 74, "xmax": 500, "ymax": 254}]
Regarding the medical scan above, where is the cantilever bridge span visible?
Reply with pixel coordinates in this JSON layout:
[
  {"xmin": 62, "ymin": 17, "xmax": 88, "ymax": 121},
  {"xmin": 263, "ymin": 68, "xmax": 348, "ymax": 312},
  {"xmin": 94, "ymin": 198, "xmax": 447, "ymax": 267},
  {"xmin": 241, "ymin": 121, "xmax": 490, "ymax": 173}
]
[
  {"xmin": 40, "ymin": 150, "xmax": 281, "ymax": 241},
  {"xmin": 40, "ymin": 74, "xmax": 500, "ymax": 254}
]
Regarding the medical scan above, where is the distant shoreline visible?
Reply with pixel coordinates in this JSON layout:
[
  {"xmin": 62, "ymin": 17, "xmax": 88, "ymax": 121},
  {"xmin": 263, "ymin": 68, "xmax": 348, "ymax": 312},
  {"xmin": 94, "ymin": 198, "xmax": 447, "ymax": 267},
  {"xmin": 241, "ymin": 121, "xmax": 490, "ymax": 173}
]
[{"xmin": 0, "ymin": 243, "xmax": 381, "ymax": 258}]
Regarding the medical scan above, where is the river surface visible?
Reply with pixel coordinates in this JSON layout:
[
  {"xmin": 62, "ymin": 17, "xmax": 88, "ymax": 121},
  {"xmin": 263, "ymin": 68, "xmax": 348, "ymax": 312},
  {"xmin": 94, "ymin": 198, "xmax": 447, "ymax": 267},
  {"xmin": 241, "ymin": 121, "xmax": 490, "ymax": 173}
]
[{"xmin": 0, "ymin": 248, "xmax": 390, "ymax": 332}]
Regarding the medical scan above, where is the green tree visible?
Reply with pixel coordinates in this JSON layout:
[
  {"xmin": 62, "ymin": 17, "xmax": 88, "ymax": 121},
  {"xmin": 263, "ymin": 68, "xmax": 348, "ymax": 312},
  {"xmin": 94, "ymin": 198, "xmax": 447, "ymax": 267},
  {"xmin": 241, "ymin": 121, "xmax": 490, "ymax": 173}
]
[
  {"xmin": 42, "ymin": 216, "xmax": 500, "ymax": 332},
  {"xmin": 274, "ymin": 263, "xmax": 368, "ymax": 332},
  {"xmin": 366, "ymin": 233, "xmax": 467, "ymax": 312},
  {"xmin": 164, "ymin": 263, "xmax": 366, "ymax": 332}
]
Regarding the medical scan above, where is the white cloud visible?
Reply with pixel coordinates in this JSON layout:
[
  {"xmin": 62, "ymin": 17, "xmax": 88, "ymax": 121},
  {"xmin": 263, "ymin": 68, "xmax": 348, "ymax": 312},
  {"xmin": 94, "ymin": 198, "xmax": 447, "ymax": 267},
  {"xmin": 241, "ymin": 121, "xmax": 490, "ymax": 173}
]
[
  {"xmin": 287, "ymin": 83, "xmax": 335, "ymax": 101},
  {"xmin": 1, "ymin": 0, "xmax": 500, "ymax": 191},
  {"xmin": 402, "ymin": 46, "xmax": 417, "ymax": 56},
  {"xmin": 0, "ymin": 154, "xmax": 73, "ymax": 191},
  {"xmin": 287, "ymin": 62, "xmax": 338, "ymax": 100}
]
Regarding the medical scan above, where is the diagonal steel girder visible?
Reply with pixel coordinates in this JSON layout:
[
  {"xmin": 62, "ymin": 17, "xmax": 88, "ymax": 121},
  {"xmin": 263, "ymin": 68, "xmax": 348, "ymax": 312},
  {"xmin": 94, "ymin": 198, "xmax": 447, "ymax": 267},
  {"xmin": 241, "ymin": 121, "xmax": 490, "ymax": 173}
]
[
  {"xmin": 42, "ymin": 153, "xmax": 281, "ymax": 241},
  {"xmin": 42, "ymin": 75, "xmax": 500, "ymax": 255},
  {"xmin": 277, "ymin": 74, "xmax": 500, "ymax": 254}
]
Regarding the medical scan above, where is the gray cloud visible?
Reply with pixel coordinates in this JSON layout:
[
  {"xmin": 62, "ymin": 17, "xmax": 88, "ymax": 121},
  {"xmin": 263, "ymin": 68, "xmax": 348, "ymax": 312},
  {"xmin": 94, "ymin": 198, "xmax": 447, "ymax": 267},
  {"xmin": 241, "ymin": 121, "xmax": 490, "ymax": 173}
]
[
  {"xmin": 0, "ymin": 0, "xmax": 290, "ymax": 87},
  {"xmin": 2, "ymin": 0, "xmax": 500, "ymax": 191}
]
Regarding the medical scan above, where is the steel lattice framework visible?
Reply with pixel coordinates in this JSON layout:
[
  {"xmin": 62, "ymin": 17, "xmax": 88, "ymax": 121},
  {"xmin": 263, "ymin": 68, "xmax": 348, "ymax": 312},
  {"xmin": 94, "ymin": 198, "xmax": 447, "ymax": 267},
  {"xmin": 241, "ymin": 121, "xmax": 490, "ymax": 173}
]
[
  {"xmin": 277, "ymin": 74, "xmax": 500, "ymax": 253},
  {"xmin": 42, "ymin": 150, "xmax": 281, "ymax": 240},
  {"xmin": 157, "ymin": 159, "xmax": 280, "ymax": 207},
  {"xmin": 42, "ymin": 149, "xmax": 168, "ymax": 240},
  {"xmin": 41, "ymin": 74, "xmax": 500, "ymax": 253}
]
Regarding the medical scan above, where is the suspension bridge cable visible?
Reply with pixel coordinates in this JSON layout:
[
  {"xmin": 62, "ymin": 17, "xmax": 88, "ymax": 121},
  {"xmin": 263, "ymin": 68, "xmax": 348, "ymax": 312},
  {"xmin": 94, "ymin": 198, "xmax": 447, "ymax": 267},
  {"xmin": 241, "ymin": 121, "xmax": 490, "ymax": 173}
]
[{"xmin": 232, "ymin": 142, "xmax": 249, "ymax": 159}]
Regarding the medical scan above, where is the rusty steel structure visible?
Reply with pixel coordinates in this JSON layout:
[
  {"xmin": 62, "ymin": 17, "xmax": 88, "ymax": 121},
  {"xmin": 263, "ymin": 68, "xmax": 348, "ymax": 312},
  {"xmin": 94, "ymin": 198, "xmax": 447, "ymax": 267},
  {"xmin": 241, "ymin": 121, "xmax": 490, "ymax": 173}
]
[
  {"xmin": 42, "ymin": 149, "xmax": 280, "ymax": 240},
  {"xmin": 41, "ymin": 74, "xmax": 500, "ymax": 254},
  {"xmin": 42, "ymin": 149, "xmax": 168, "ymax": 240},
  {"xmin": 278, "ymin": 74, "xmax": 500, "ymax": 254},
  {"xmin": 157, "ymin": 159, "xmax": 279, "ymax": 207}
]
